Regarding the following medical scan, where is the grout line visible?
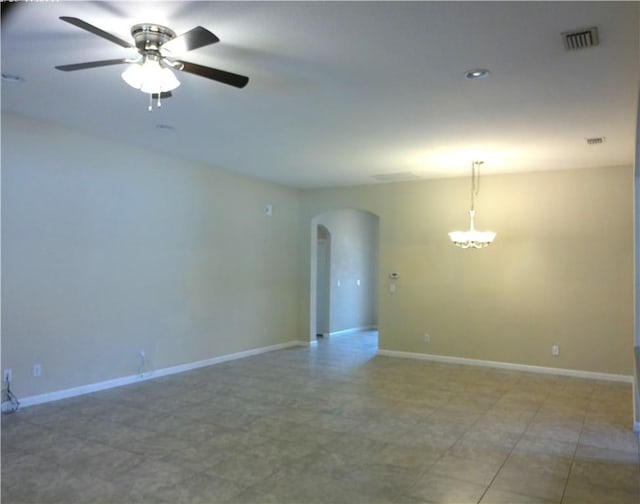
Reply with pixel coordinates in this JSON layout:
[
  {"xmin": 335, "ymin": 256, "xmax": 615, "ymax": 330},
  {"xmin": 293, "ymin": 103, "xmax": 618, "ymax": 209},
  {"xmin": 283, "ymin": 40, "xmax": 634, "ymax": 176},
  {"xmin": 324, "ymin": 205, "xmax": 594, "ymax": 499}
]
[
  {"xmin": 558, "ymin": 388, "xmax": 592, "ymax": 504},
  {"xmin": 475, "ymin": 377, "xmax": 559, "ymax": 503}
]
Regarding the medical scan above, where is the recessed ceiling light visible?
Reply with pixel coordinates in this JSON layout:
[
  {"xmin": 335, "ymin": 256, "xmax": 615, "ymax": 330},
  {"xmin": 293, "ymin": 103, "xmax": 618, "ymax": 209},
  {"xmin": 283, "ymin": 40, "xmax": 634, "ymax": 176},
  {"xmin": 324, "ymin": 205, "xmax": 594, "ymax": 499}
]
[
  {"xmin": 464, "ymin": 68, "xmax": 490, "ymax": 80},
  {"xmin": 1, "ymin": 73, "xmax": 24, "ymax": 83}
]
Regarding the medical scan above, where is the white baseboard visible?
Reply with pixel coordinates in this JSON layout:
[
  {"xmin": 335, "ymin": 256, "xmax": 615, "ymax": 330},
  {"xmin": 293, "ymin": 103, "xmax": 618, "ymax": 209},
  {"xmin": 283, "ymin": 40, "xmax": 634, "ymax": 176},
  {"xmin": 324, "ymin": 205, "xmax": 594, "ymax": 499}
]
[
  {"xmin": 377, "ymin": 349, "xmax": 633, "ymax": 383},
  {"xmin": 20, "ymin": 341, "xmax": 301, "ymax": 408},
  {"xmin": 330, "ymin": 325, "xmax": 377, "ymax": 336}
]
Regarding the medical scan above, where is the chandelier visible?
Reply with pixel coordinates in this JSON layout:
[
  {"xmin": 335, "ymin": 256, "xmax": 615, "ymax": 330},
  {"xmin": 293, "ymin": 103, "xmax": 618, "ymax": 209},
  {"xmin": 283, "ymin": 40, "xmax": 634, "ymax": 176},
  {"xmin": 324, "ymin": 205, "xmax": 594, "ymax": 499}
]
[{"xmin": 448, "ymin": 161, "xmax": 496, "ymax": 249}]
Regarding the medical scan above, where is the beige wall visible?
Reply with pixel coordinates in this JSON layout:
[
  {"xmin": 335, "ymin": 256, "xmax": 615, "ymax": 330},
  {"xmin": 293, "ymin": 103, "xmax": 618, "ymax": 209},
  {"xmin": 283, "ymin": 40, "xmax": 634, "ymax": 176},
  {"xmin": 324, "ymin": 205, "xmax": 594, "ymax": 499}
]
[
  {"xmin": 300, "ymin": 165, "xmax": 634, "ymax": 375},
  {"xmin": 2, "ymin": 112, "xmax": 635, "ymax": 402},
  {"xmin": 1, "ymin": 113, "xmax": 301, "ymax": 398}
]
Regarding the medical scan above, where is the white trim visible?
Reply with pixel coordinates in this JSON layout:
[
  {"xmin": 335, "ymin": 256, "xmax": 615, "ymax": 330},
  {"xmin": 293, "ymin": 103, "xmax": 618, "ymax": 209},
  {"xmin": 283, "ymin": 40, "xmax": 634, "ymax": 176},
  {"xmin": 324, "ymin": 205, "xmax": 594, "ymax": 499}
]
[
  {"xmin": 330, "ymin": 325, "xmax": 377, "ymax": 336},
  {"xmin": 291, "ymin": 339, "xmax": 319, "ymax": 347},
  {"xmin": 377, "ymin": 349, "xmax": 633, "ymax": 383},
  {"xmin": 19, "ymin": 341, "xmax": 301, "ymax": 408}
]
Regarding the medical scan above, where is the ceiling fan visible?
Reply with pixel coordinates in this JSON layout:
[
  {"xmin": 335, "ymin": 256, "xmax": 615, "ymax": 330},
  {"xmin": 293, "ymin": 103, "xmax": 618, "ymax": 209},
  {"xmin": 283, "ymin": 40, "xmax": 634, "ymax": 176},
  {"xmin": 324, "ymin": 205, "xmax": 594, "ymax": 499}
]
[{"xmin": 55, "ymin": 16, "xmax": 249, "ymax": 110}]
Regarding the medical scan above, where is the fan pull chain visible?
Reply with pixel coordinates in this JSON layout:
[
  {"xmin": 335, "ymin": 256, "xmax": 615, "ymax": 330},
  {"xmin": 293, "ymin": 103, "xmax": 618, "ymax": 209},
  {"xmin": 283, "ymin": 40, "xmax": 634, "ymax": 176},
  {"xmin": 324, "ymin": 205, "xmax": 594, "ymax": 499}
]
[{"xmin": 146, "ymin": 94, "xmax": 163, "ymax": 112}]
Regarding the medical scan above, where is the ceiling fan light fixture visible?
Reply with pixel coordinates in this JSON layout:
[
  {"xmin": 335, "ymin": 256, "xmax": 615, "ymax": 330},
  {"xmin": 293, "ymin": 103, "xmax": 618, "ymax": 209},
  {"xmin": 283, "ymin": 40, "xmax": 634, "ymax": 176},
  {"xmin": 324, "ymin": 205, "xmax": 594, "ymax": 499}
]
[{"xmin": 121, "ymin": 56, "xmax": 180, "ymax": 94}]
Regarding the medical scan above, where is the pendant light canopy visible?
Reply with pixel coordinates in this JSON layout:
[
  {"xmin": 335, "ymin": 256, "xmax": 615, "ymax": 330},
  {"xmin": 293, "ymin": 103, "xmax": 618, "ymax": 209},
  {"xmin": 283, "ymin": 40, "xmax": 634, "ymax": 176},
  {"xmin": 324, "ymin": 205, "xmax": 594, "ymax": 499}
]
[{"xmin": 448, "ymin": 161, "xmax": 496, "ymax": 249}]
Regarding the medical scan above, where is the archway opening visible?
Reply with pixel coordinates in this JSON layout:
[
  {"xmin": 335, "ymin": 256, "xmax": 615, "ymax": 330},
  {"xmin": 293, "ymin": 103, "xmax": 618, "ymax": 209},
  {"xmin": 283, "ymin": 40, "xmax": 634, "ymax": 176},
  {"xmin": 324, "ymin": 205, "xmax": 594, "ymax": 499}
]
[
  {"xmin": 316, "ymin": 225, "xmax": 331, "ymax": 338},
  {"xmin": 309, "ymin": 209, "xmax": 380, "ymax": 348}
]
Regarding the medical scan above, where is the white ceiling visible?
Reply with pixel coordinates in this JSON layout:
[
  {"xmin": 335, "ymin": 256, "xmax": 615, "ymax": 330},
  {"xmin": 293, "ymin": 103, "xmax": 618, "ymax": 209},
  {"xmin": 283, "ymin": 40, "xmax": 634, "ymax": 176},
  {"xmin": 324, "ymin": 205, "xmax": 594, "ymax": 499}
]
[{"xmin": 2, "ymin": 1, "xmax": 638, "ymax": 188}]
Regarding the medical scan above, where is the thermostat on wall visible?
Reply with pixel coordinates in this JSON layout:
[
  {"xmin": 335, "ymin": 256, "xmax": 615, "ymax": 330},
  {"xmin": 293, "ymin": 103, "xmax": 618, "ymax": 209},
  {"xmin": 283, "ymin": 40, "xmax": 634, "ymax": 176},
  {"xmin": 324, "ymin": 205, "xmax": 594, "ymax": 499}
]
[{"xmin": 389, "ymin": 272, "xmax": 399, "ymax": 279}]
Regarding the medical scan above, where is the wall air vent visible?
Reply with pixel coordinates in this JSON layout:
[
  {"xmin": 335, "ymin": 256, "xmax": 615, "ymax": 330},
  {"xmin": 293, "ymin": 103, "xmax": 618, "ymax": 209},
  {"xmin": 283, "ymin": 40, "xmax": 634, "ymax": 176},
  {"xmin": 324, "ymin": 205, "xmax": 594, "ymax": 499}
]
[
  {"xmin": 562, "ymin": 27, "xmax": 599, "ymax": 50},
  {"xmin": 585, "ymin": 137, "xmax": 605, "ymax": 146}
]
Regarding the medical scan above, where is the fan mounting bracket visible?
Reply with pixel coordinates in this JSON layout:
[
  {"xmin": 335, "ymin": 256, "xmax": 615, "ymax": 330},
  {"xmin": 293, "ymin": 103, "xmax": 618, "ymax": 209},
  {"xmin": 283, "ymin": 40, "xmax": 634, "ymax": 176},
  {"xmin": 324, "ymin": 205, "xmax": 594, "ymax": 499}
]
[{"xmin": 131, "ymin": 24, "xmax": 176, "ymax": 53}]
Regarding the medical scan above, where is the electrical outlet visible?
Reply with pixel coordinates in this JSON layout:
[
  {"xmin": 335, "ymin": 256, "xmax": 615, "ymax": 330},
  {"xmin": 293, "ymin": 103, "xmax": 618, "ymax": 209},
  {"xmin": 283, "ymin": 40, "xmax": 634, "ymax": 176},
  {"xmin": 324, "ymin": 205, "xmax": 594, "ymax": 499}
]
[
  {"xmin": 3, "ymin": 369, "xmax": 12, "ymax": 383},
  {"xmin": 423, "ymin": 334, "xmax": 431, "ymax": 344},
  {"xmin": 33, "ymin": 364, "xmax": 42, "ymax": 377},
  {"xmin": 552, "ymin": 344, "xmax": 559, "ymax": 356}
]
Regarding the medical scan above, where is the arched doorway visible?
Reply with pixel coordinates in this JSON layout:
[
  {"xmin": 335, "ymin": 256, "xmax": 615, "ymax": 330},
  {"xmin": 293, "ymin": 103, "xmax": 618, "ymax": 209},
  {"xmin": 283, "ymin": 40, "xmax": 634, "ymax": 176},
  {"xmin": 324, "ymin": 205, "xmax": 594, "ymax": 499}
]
[
  {"xmin": 316, "ymin": 225, "xmax": 331, "ymax": 337},
  {"xmin": 309, "ymin": 209, "xmax": 380, "ymax": 345}
]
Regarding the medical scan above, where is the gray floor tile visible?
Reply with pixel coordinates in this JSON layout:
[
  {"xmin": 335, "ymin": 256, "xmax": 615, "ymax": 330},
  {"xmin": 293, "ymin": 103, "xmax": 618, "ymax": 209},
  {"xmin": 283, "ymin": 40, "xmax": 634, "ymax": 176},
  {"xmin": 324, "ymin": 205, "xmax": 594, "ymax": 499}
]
[
  {"xmin": 1, "ymin": 330, "xmax": 638, "ymax": 504},
  {"xmin": 562, "ymin": 479, "xmax": 640, "ymax": 504},
  {"xmin": 479, "ymin": 487, "xmax": 558, "ymax": 503},
  {"xmin": 408, "ymin": 472, "xmax": 488, "ymax": 503},
  {"xmin": 429, "ymin": 449, "xmax": 508, "ymax": 486},
  {"xmin": 155, "ymin": 472, "xmax": 248, "ymax": 503}
]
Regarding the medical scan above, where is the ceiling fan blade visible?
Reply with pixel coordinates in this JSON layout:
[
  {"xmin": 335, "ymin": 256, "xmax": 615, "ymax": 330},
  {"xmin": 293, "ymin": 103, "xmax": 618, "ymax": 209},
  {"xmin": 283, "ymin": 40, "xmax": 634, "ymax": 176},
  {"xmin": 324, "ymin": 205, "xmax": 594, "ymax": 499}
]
[
  {"xmin": 55, "ymin": 59, "xmax": 129, "ymax": 71},
  {"xmin": 162, "ymin": 26, "xmax": 219, "ymax": 53},
  {"xmin": 1, "ymin": 1, "xmax": 19, "ymax": 25},
  {"xmin": 179, "ymin": 61, "xmax": 249, "ymax": 88},
  {"xmin": 60, "ymin": 16, "xmax": 133, "ymax": 49}
]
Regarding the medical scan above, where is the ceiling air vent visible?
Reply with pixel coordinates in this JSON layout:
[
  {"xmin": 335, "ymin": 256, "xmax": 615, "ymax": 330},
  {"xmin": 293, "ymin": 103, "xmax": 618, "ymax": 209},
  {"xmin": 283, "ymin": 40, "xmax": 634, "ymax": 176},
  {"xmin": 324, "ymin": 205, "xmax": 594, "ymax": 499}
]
[
  {"xmin": 585, "ymin": 137, "xmax": 605, "ymax": 146},
  {"xmin": 562, "ymin": 27, "xmax": 599, "ymax": 50}
]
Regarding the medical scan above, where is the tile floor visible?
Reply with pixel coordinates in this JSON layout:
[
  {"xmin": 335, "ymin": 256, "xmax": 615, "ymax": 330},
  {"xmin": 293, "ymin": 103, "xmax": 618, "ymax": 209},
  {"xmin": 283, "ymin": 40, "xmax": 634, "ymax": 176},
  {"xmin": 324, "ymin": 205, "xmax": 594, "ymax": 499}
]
[{"xmin": 2, "ymin": 330, "xmax": 639, "ymax": 503}]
